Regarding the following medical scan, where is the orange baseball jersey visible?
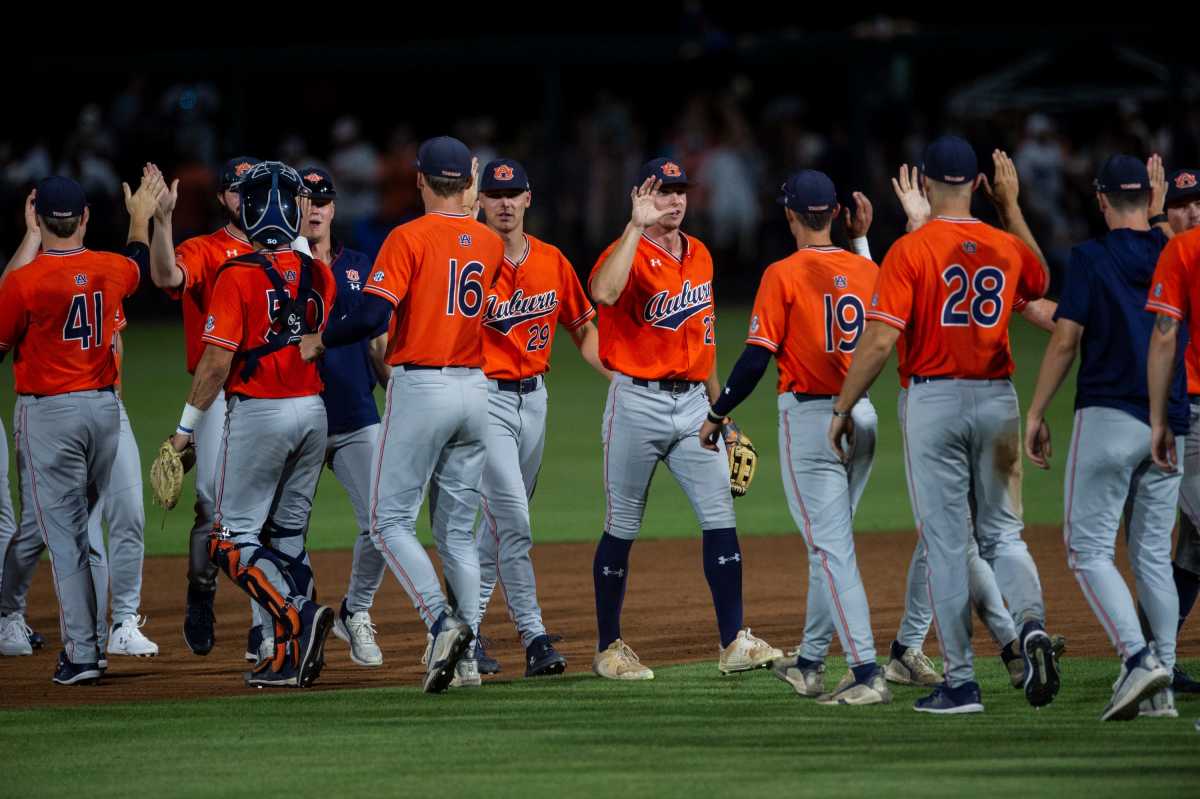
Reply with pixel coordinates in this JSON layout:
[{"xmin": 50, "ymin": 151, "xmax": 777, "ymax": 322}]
[
  {"xmin": 746, "ymin": 246, "xmax": 878, "ymax": 395},
  {"xmin": 481, "ymin": 234, "xmax": 595, "ymax": 380},
  {"xmin": 0, "ymin": 247, "xmax": 140, "ymax": 396},
  {"xmin": 365, "ymin": 211, "xmax": 505, "ymax": 368},
  {"xmin": 171, "ymin": 226, "xmax": 254, "ymax": 374},
  {"xmin": 201, "ymin": 250, "xmax": 336, "ymax": 399},
  {"xmin": 589, "ymin": 232, "xmax": 716, "ymax": 381},
  {"xmin": 1146, "ymin": 225, "xmax": 1200, "ymax": 393},
  {"xmin": 867, "ymin": 217, "xmax": 1047, "ymax": 382}
]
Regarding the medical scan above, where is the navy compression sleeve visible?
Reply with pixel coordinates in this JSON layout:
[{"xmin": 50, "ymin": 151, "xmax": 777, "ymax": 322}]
[
  {"xmin": 710, "ymin": 344, "xmax": 772, "ymax": 418},
  {"xmin": 322, "ymin": 292, "xmax": 393, "ymax": 348}
]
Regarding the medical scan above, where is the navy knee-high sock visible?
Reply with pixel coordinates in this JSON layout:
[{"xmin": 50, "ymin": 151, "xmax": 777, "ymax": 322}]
[
  {"xmin": 1175, "ymin": 563, "xmax": 1200, "ymax": 632},
  {"xmin": 594, "ymin": 532, "xmax": 633, "ymax": 650},
  {"xmin": 703, "ymin": 527, "xmax": 744, "ymax": 648}
]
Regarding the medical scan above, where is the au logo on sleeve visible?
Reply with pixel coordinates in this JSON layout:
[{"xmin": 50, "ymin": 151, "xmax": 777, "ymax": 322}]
[{"xmin": 205, "ymin": 314, "xmax": 216, "ymax": 332}]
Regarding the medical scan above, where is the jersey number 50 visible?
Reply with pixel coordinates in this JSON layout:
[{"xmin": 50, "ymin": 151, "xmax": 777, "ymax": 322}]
[
  {"xmin": 446, "ymin": 259, "xmax": 485, "ymax": 318},
  {"xmin": 63, "ymin": 291, "xmax": 105, "ymax": 350},
  {"xmin": 941, "ymin": 265, "xmax": 1004, "ymax": 327},
  {"xmin": 824, "ymin": 294, "xmax": 864, "ymax": 352}
]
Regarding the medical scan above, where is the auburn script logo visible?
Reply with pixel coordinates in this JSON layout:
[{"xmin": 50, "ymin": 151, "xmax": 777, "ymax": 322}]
[
  {"xmin": 482, "ymin": 288, "xmax": 559, "ymax": 334},
  {"xmin": 643, "ymin": 280, "xmax": 712, "ymax": 330}
]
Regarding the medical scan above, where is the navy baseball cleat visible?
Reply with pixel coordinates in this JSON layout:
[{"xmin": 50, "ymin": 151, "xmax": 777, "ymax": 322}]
[
  {"xmin": 423, "ymin": 612, "xmax": 474, "ymax": 694},
  {"xmin": 244, "ymin": 644, "xmax": 299, "ymax": 689},
  {"xmin": 295, "ymin": 602, "xmax": 334, "ymax": 688},
  {"xmin": 245, "ymin": 625, "xmax": 272, "ymax": 663},
  {"xmin": 476, "ymin": 636, "xmax": 501, "ymax": 675},
  {"xmin": 525, "ymin": 634, "xmax": 567, "ymax": 678},
  {"xmin": 183, "ymin": 587, "xmax": 216, "ymax": 656},
  {"xmin": 1022, "ymin": 628, "xmax": 1061, "ymax": 708},
  {"xmin": 913, "ymin": 681, "xmax": 984, "ymax": 714},
  {"xmin": 52, "ymin": 651, "xmax": 102, "ymax": 686},
  {"xmin": 1172, "ymin": 665, "xmax": 1200, "ymax": 694}
]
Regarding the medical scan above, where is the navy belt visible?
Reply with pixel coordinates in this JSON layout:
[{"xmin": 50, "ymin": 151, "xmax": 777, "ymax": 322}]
[
  {"xmin": 25, "ymin": 385, "xmax": 115, "ymax": 399},
  {"xmin": 401, "ymin": 364, "xmax": 443, "ymax": 371},
  {"xmin": 792, "ymin": 393, "xmax": 835, "ymax": 403},
  {"xmin": 497, "ymin": 377, "xmax": 542, "ymax": 394},
  {"xmin": 1190, "ymin": 394, "xmax": 1200, "ymax": 404},
  {"xmin": 633, "ymin": 378, "xmax": 700, "ymax": 394},
  {"xmin": 911, "ymin": 375, "xmax": 952, "ymax": 385}
]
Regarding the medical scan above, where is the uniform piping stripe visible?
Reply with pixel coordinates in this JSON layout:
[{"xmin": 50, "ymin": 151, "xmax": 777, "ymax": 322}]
[
  {"xmin": 18, "ymin": 403, "xmax": 69, "ymax": 659},
  {"xmin": 865, "ymin": 310, "xmax": 906, "ymax": 329},
  {"xmin": 368, "ymin": 379, "xmax": 436, "ymax": 624},
  {"xmin": 200, "ymin": 334, "xmax": 239, "ymax": 351},
  {"xmin": 42, "ymin": 247, "xmax": 87, "ymax": 257},
  {"xmin": 429, "ymin": 211, "xmax": 471, "ymax": 218},
  {"xmin": 602, "ymin": 383, "xmax": 620, "ymax": 530},
  {"xmin": 745, "ymin": 336, "xmax": 778, "ymax": 352},
  {"xmin": 503, "ymin": 236, "xmax": 532, "ymax": 268},
  {"xmin": 782, "ymin": 411, "xmax": 862, "ymax": 665},
  {"xmin": 934, "ymin": 216, "xmax": 981, "ymax": 223},
  {"xmin": 481, "ymin": 496, "xmax": 520, "ymax": 626},
  {"xmin": 363, "ymin": 285, "xmax": 400, "ymax": 306},
  {"xmin": 1145, "ymin": 301, "xmax": 1183, "ymax": 319},
  {"xmin": 1063, "ymin": 409, "xmax": 1126, "ymax": 656},
  {"xmin": 222, "ymin": 225, "xmax": 252, "ymax": 245},
  {"xmin": 566, "ymin": 307, "xmax": 596, "ymax": 330},
  {"xmin": 641, "ymin": 233, "xmax": 688, "ymax": 264},
  {"xmin": 212, "ymin": 401, "xmax": 233, "ymax": 530}
]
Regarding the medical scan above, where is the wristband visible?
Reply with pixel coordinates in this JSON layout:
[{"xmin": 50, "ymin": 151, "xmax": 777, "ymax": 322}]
[
  {"xmin": 177, "ymin": 403, "xmax": 202, "ymax": 435},
  {"xmin": 707, "ymin": 409, "xmax": 725, "ymax": 425},
  {"xmin": 832, "ymin": 408, "xmax": 852, "ymax": 419},
  {"xmin": 292, "ymin": 235, "xmax": 312, "ymax": 257},
  {"xmin": 1149, "ymin": 213, "xmax": 1169, "ymax": 226},
  {"xmin": 850, "ymin": 236, "xmax": 872, "ymax": 260}
]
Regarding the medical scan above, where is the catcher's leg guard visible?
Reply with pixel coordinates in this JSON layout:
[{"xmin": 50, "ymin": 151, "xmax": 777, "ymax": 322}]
[
  {"xmin": 208, "ymin": 532, "xmax": 302, "ymax": 641},
  {"xmin": 265, "ymin": 521, "xmax": 315, "ymax": 601}
]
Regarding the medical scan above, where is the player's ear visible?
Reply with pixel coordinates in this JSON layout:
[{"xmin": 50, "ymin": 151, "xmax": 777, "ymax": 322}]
[
  {"xmin": 523, "ymin": 190, "xmax": 532, "ymax": 209},
  {"xmin": 81, "ymin": 206, "xmax": 90, "ymax": 229},
  {"xmin": 1096, "ymin": 193, "xmax": 1108, "ymax": 214}
]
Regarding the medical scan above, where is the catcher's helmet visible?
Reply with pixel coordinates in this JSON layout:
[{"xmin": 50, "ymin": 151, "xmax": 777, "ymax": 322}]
[{"xmin": 238, "ymin": 161, "xmax": 305, "ymax": 248}]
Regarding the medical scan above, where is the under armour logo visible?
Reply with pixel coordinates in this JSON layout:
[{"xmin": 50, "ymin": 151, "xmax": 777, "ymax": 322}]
[
  {"xmin": 716, "ymin": 553, "xmax": 741, "ymax": 566},
  {"xmin": 650, "ymin": 258, "xmax": 662, "ymax": 267},
  {"xmin": 601, "ymin": 566, "xmax": 625, "ymax": 578}
]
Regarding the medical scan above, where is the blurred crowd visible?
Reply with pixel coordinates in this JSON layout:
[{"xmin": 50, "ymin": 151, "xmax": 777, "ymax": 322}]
[{"xmin": 3, "ymin": 75, "xmax": 1197, "ymax": 304}]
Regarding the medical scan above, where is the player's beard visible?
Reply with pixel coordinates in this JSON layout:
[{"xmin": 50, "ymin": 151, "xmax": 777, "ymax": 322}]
[{"xmin": 222, "ymin": 204, "xmax": 246, "ymax": 233}]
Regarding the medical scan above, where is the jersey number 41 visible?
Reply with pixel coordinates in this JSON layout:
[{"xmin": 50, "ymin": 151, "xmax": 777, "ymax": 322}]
[{"xmin": 63, "ymin": 291, "xmax": 105, "ymax": 349}]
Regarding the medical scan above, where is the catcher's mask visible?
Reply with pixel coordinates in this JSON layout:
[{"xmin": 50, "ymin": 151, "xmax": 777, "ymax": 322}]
[{"xmin": 238, "ymin": 161, "xmax": 305, "ymax": 248}]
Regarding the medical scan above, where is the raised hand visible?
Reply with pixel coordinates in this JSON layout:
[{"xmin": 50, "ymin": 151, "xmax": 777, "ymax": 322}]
[
  {"xmin": 23, "ymin": 189, "xmax": 39, "ymax": 237},
  {"xmin": 891, "ymin": 164, "xmax": 929, "ymax": 231},
  {"xmin": 462, "ymin": 156, "xmax": 480, "ymax": 216},
  {"xmin": 630, "ymin": 177, "xmax": 669, "ymax": 229},
  {"xmin": 124, "ymin": 165, "xmax": 165, "ymax": 222},
  {"xmin": 981, "ymin": 149, "xmax": 1020, "ymax": 212},
  {"xmin": 843, "ymin": 191, "xmax": 873, "ymax": 238},
  {"xmin": 1148, "ymin": 153, "xmax": 1166, "ymax": 216}
]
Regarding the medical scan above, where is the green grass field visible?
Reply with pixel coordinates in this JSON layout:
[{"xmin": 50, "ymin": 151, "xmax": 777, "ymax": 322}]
[
  {"xmin": 0, "ymin": 307, "xmax": 1078, "ymax": 553},
  {"xmin": 3, "ymin": 657, "xmax": 1197, "ymax": 797}
]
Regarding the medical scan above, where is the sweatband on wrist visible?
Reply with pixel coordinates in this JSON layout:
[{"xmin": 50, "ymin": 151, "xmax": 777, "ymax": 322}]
[
  {"xmin": 850, "ymin": 236, "xmax": 871, "ymax": 260},
  {"xmin": 177, "ymin": 403, "xmax": 202, "ymax": 435}
]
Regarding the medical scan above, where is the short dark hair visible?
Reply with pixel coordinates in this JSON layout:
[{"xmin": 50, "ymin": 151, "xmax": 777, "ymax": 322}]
[
  {"xmin": 425, "ymin": 174, "xmax": 471, "ymax": 198},
  {"xmin": 39, "ymin": 215, "xmax": 81, "ymax": 238},
  {"xmin": 1104, "ymin": 190, "xmax": 1150, "ymax": 213},
  {"xmin": 796, "ymin": 209, "xmax": 835, "ymax": 232}
]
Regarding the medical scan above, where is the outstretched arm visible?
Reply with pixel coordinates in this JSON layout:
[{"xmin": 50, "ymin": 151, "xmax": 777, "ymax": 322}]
[
  {"xmin": 1024, "ymin": 318, "xmax": 1083, "ymax": 469},
  {"xmin": 590, "ymin": 177, "xmax": 671, "ymax": 305},
  {"xmin": 4, "ymin": 190, "xmax": 41, "ymax": 275},
  {"xmin": 981, "ymin": 149, "xmax": 1049, "ymax": 279},
  {"xmin": 568, "ymin": 321, "xmax": 611, "ymax": 380}
]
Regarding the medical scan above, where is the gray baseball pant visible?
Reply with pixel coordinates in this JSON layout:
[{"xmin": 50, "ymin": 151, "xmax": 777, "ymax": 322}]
[
  {"xmin": 187, "ymin": 390, "xmax": 226, "ymax": 593},
  {"xmin": 327, "ymin": 423, "xmax": 387, "ymax": 613}
]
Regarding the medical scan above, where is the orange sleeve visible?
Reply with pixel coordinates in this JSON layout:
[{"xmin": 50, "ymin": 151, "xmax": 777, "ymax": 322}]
[
  {"xmin": 587, "ymin": 241, "xmax": 619, "ymax": 298},
  {"xmin": 866, "ymin": 240, "xmax": 916, "ymax": 330},
  {"xmin": 558, "ymin": 253, "xmax": 595, "ymax": 331},
  {"xmin": 1013, "ymin": 236, "xmax": 1048, "ymax": 303},
  {"xmin": 1147, "ymin": 236, "xmax": 1188, "ymax": 320},
  {"xmin": 173, "ymin": 237, "xmax": 207, "ymax": 298},
  {"xmin": 115, "ymin": 303, "xmax": 128, "ymax": 332},
  {"xmin": 200, "ymin": 269, "xmax": 245, "ymax": 352},
  {"xmin": 363, "ymin": 227, "xmax": 413, "ymax": 307},
  {"xmin": 746, "ymin": 266, "xmax": 786, "ymax": 352},
  {"xmin": 315, "ymin": 258, "xmax": 337, "ymax": 332},
  {"xmin": 0, "ymin": 274, "xmax": 26, "ymax": 352}
]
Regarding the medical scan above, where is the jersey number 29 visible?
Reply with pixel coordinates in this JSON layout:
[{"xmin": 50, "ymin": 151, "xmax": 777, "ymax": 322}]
[{"xmin": 63, "ymin": 292, "xmax": 104, "ymax": 350}]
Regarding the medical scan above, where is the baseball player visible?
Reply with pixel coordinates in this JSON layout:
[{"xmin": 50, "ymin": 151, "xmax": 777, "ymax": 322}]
[
  {"xmin": 1027, "ymin": 154, "xmax": 1179, "ymax": 721},
  {"xmin": 1156, "ymin": 167, "xmax": 1200, "ymax": 695},
  {"xmin": 587, "ymin": 158, "xmax": 781, "ymax": 681},
  {"xmin": 884, "ymin": 163, "xmax": 1065, "ymax": 690},
  {"xmin": 294, "ymin": 166, "xmax": 390, "ymax": 669},
  {"xmin": 302, "ymin": 136, "xmax": 503, "ymax": 694},
  {"xmin": 0, "ymin": 174, "xmax": 158, "ymax": 684},
  {"xmin": 163, "ymin": 161, "xmax": 337, "ymax": 688},
  {"xmin": 830, "ymin": 138, "xmax": 1058, "ymax": 714},
  {"xmin": 467, "ymin": 157, "xmax": 608, "ymax": 682},
  {"xmin": 149, "ymin": 157, "xmax": 260, "ymax": 656},
  {"xmin": 698, "ymin": 170, "xmax": 888, "ymax": 704}
]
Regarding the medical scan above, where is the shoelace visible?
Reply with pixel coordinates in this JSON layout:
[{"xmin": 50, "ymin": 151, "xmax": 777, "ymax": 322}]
[
  {"xmin": 347, "ymin": 614, "xmax": 378, "ymax": 641},
  {"xmin": 3, "ymin": 616, "xmax": 32, "ymax": 639},
  {"xmin": 617, "ymin": 641, "xmax": 641, "ymax": 663},
  {"xmin": 910, "ymin": 649, "xmax": 936, "ymax": 673}
]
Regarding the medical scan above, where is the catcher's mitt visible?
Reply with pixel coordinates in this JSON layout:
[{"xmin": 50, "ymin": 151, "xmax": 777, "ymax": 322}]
[
  {"xmin": 150, "ymin": 438, "xmax": 196, "ymax": 510},
  {"xmin": 723, "ymin": 420, "xmax": 757, "ymax": 498}
]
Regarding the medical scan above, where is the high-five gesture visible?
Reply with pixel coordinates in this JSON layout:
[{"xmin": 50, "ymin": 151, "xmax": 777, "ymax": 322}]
[
  {"xmin": 842, "ymin": 191, "xmax": 873, "ymax": 239},
  {"xmin": 630, "ymin": 177, "xmax": 669, "ymax": 229},
  {"xmin": 980, "ymin": 149, "xmax": 1020, "ymax": 212},
  {"xmin": 892, "ymin": 164, "xmax": 930, "ymax": 232},
  {"xmin": 123, "ymin": 167, "xmax": 165, "ymax": 224},
  {"xmin": 1148, "ymin": 153, "xmax": 1167, "ymax": 217}
]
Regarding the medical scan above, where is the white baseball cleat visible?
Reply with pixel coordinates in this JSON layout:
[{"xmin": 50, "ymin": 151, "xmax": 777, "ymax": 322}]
[
  {"xmin": 884, "ymin": 646, "xmax": 941, "ymax": 686},
  {"xmin": 1102, "ymin": 650, "xmax": 1171, "ymax": 722},
  {"xmin": 420, "ymin": 632, "xmax": 433, "ymax": 666},
  {"xmin": 593, "ymin": 639, "xmax": 654, "ymax": 681},
  {"xmin": 450, "ymin": 658, "xmax": 482, "ymax": 688},
  {"xmin": 718, "ymin": 628, "xmax": 783, "ymax": 675},
  {"xmin": 333, "ymin": 605, "xmax": 383, "ymax": 668},
  {"xmin": 771, "ymin": 656, "xmax": 826, "ymax": 697},
  {"xmin": 107, "ymin": 615, "xmax": 159, "ymax": 657},
  {"xmin": 1138, "ymin": 686, "xmax": 1178, "ymax": 718},
  {"xmin": 816, "ymin": 668, "xmax": 893, "ymax": 706},
  {"xmin": 0, "ymin": 613, "xmax": 34, "ymax": 656}
]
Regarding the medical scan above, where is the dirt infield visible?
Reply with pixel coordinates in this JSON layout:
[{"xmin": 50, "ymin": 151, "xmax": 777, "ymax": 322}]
[{"xmin": 3, "ymin": 525, "xmax": 1191, "ymax": 709}]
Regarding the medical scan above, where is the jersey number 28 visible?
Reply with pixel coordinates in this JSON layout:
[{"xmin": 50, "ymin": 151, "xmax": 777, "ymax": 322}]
[
  {"xmin": 941, "ymin": 265, "xmax": 1004, "ymax": 327},
  {"xmin": 63, "ymin": 292, "xmax": 104, "ymax": 350}
]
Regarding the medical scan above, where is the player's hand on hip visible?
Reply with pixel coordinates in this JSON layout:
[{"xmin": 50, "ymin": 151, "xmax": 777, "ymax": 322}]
[
  {"xmin": 169, "ymin": 432, "xmax": 192, "ymax": 453},
  {"xmin": 1148, "ymin": 153, "xmax": 1167, "ymax": 215},
  {"xmin": 629, "ymin": 177, "xmax": 665, "ymax": 229},
  {"xmin": 891, "ymin": 164, "xmax": 929, "ymax": 232},
  {"xmin": 1151, "ymin": 424, "xmax": 1178, "ymax": 471},
  {"xmin": 299, "ymin": 333, "xmax": 325, "ymax": 363},
  {"xmin": 1024, "ymin": 415, "xmax": 1052, "ymax": 469},
  {"xmin": 699, "ymin": 418, "xmax": 723, "ymax": 452},
  {"xmin": 828, "ymin": 414, "xmax": 855, "ymax": 464},
  {"xmin": 843, "ymin": 192, "xmax": 873, "ymax": 238}
]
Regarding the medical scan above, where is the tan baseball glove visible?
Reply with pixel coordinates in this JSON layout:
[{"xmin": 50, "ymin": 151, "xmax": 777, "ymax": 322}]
[
  {"xmin": 150, "ymin": 438, "xmax": 196, "ymax": 510},
  {"xmin": 723, "ymin": 420, "xmax": 757, "ymax": 498}
]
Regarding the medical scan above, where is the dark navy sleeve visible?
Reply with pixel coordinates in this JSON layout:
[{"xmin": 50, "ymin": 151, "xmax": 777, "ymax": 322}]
[
  {"xmin": 710, "ymin": 344, "xmax": 773, "ymax": 417},
  {"xmin": 1053, "ymin": 245, "xmax": 1091, "ymax": 326},
  {"xmin": 323, "ymin": 292, "xmax": 392, "ymax": 348}
]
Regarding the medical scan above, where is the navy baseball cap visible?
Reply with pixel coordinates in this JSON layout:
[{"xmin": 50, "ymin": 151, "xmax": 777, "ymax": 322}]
[
  {"xmin": 219, "ymin": 156, "xmax": 260, "ymax": 190},
  {"xmin": 299, "ymin": 167, "xmax": 336, "ymax": 200},
  {"xmin": 636, "ymin": 157, "xmax": 690, "ymax": 188},
  {"xmin": 417, "ymin": 136, "xmax": 472, "ymax": 178},
  {"xmin": 1167, "ymin": 169, "xmax": 1200, "ymax": 206},
  {"xmin": 778, "ymin": 170, "xmax": 837, "ymax": 212},
  {"xmin": 479, "ymin": 158, "xmax": 530, "ymax": 193},
  {"xmin": 34, "ymin": 176, "xmax": 86, "ymax": 219},
  {"xmin": 922, "ymin": 136, "xmax": 978, "ymax": 185},
  {"xmin": 1094, "ymin": 155, "xmax": 1149, "ymax": 193}
]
